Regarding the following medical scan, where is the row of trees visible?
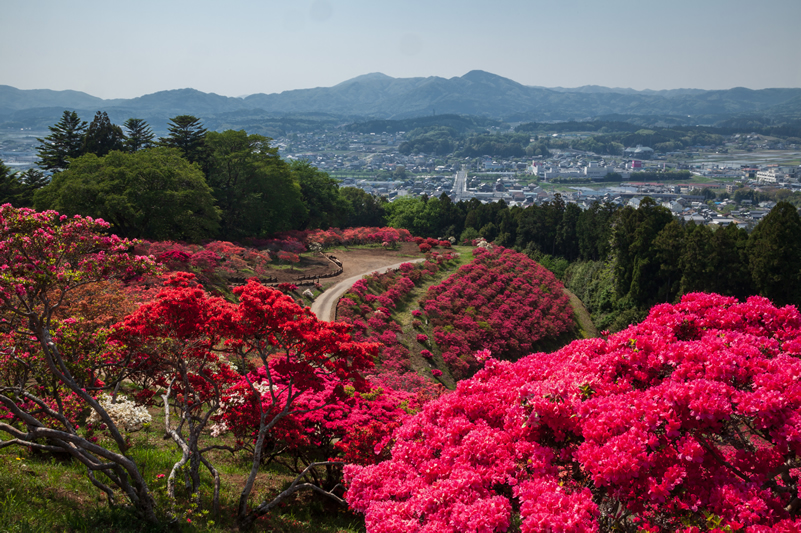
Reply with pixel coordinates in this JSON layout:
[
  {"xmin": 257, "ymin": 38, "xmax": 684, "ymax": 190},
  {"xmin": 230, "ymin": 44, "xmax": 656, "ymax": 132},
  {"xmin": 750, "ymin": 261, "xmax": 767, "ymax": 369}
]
[
  {"xmin": 384, "ymin": 193, "xmax": 801, "ymax": 324},
  {"xmin": 2, "ymin": 112, "xmax": 388, "ymax": 242}
]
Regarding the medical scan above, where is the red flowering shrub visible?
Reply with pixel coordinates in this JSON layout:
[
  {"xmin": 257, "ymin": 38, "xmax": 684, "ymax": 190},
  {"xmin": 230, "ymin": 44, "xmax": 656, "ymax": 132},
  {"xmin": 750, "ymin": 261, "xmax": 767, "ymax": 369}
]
[
  {"xmin": 419, "ymin": 243, "xmax": 432, "ymax": 253},
  {"xmin": 416, "ymin": 333, "xmax": 429, "ymax": 343},
  {"xmin": 422, "ymin": 246, "xmax": 573, "ymax": 379},
  {"xmin": 346, "ymin": 293, "xmax": 801, "ymax": 532}
]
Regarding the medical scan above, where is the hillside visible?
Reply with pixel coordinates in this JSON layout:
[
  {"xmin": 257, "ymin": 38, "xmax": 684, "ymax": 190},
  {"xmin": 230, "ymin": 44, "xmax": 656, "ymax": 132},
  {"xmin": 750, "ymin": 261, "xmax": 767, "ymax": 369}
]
[{"xmin": 3, "ymin": 72, "xmax": 800, "ymax": 131}]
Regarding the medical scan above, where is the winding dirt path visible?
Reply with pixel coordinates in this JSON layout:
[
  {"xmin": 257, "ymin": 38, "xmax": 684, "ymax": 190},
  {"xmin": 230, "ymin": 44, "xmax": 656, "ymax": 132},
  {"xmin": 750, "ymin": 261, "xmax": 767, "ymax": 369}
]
[{"xmin": 310, "ymin": 258, "xmax": 426, "ymax": 322}]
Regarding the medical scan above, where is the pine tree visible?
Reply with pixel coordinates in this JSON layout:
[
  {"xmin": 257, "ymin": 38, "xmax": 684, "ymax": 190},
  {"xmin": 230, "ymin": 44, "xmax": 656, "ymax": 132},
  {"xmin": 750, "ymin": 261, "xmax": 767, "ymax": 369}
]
[
  {"xmin": 159, "ymin": 115, "xmax": 208, "ymax": 166},
  {"xmin": 123, "ymin": 118, "xmax": 155, "ymax": 152},
  {"xmin": 35, "ymin": 110, "xmax": 87, "ymax": 171}
]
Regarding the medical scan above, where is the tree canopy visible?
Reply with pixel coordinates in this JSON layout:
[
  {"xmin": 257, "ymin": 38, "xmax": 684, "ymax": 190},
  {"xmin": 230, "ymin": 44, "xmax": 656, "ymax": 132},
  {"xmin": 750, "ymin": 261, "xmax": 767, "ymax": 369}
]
[
  {"xmin": 34, "ymin": 147, "xmax": 220, "ymax": 241},
  {"xmin": 205, "ymin": 129, "xmax": 306, "ymax": 239}
]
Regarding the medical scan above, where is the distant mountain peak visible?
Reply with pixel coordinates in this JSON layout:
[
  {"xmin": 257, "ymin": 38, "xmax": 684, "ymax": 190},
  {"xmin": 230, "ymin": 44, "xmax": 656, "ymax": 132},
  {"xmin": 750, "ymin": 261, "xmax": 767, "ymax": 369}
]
[{"xmin": 336, "ymin": 72, "xmax": 394, "ymax": 85}]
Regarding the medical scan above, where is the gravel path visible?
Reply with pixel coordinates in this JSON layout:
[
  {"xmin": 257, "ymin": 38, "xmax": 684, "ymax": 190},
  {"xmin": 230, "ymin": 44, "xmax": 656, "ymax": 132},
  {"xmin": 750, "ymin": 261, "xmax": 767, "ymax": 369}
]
[{"xmin": 310, "ymin": 259, "xmax": 426, "ymax": 322}]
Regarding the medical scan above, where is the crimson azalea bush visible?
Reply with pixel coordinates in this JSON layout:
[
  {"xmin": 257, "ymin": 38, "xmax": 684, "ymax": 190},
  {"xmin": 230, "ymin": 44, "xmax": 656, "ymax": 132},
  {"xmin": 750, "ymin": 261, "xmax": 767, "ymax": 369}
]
[
  {"xmin": 111, "ymin": 272, "xmax": 240, "ymax": 508},
  {"xmin": 346, "ymin": 293, "xmax": 801, "ymax": 532},
  {"xmin": 421, "ymin": 246, "xmax": 574, "ymax": 379}
]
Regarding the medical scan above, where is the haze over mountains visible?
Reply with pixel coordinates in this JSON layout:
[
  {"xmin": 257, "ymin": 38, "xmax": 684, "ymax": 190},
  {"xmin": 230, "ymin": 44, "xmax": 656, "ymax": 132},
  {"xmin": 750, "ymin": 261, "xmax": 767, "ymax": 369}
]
[{"xmin": 2, "ymin": 70, "xmax": 800, "ymax": 132}]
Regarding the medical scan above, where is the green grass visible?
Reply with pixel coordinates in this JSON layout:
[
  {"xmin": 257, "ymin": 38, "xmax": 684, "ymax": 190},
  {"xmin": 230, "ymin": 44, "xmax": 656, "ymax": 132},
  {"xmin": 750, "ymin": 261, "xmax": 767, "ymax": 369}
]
[{"xmin": 0, "ymin": 411, "xmax": 366, "ymax": 533}]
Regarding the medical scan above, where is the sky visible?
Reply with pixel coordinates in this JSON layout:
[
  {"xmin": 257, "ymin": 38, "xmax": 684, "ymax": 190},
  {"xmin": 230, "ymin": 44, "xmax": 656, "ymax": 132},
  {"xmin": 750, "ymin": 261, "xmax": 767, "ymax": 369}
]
[{"xmin": 1, "ymin": 0, "xmax": 800, "ymax": 100}]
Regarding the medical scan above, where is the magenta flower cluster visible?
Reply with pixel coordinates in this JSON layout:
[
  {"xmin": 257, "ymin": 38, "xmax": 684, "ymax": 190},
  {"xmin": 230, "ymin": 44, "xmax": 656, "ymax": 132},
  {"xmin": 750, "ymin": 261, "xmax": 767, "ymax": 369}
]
[{"xmin": 346, "ymin": 293, "xmax": 801, "ymax": 532}]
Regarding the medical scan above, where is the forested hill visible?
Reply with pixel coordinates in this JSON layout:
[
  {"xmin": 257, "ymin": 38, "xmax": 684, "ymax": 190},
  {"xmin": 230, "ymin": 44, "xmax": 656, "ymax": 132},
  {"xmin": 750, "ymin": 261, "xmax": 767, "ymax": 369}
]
[{"xmin": 3, "ymin": 71, "xmax": 801, "ymax": 129}]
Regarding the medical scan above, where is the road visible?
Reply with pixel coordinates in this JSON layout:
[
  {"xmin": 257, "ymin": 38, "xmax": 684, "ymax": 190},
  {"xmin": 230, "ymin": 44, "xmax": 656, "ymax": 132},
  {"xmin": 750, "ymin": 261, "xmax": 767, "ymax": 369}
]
[
  {"xmin": 452, "ymin": 169, "xmax": 468, "ymax": 202},
  {"xmin": 310, "ymin": 258, "xmax": 426, "ymax": 322}
]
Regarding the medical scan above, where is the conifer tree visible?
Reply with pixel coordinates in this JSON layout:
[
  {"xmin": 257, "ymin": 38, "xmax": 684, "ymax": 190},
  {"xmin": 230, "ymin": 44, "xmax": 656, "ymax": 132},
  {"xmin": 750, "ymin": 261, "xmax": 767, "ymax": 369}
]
[
  {"xmin": 747, "ymin": 201, "xmax": 801, "ymax": 307},
  {"xmin": 35, "ymin": 110, "xmax": 87, "ymax": 171},
  {"xmin": 159, "ymin": 115, "xmax": 208, "ymax": 166},
  {"xmin": 123, "ymin": 118, "xmax": 155, "ymax": 152}
]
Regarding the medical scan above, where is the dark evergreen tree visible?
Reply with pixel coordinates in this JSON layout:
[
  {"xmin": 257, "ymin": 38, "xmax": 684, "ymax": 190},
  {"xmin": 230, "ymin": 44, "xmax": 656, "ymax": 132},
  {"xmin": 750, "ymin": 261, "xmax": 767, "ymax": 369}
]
[
  {"xmin": 576, "ymin": 201, "xmax": 618, "ymax": 261},
  {"xmin": 676, "ymin": 222, "xmax": 716, "ymax": 297},
  {"xmin": 652, "ymin": 219, "xmax": 685, "ymax": 303},
  {"xmin": 204, "ymin": 130, "xmax": 305, "ymax": 239},
  {"xmin": 160, "ymin": 115, "xmax": 208, "ymax": 166},
  {"xmin": 707, "ymin": 223, "xmax": 754, "ymax": 299},
  {"xmin": 123, "ymin": 118, "xmax": 155, "ymax": 152},
  {"xmin": 0, "ymin": 160, "xmax": 25, "ymax": 205},
  {"xmin": 613, "ymin": 198, "xmax": 674, "ymax": 307},
  {"xmin": 15, "ymin": 168, "xmax": 49, "ymax": 207},
  {"xmin": 747, "ymin": 202, "xmax": 801, "ymax": 307},
  {"xmin": 82, "ymin": 111, "xmax": 125, "ymax": 156},
  {"xmin": 35, "ymin": 110, "xmax": 87, "ymax": 171}
]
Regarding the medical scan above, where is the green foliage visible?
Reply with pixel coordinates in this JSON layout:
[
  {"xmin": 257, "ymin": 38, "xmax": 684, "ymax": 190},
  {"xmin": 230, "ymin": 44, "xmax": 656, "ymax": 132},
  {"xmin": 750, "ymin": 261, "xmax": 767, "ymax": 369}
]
[
  {"xmin": 82, "ymin": 111, "xmax": 125, "ymax": 156},
  {"xmin": 291, "ymin": 160, "xmax": 350, "ymax": 229},
  {"xmin": 35, "ymin": 110, "xmax": 87, "ymax": 171},
  {"xmin": 339, "ymin": 187, "xmax": 387, "ymax": 227},
  {"xmin": 205, "ymin": 129, "xmax": 306, "ymax": 239},
  {"xmin": 124, "ymin": 118, "xmax": 156, "ymax": 152},
  {"xmin": 458, "ymin": 132, "xmax": 532, "ymax": 158},
  {"xmin": 398, "ymin": 127, "xmax": 459, "ymax": 155},
  {"xmin": 0, "ymin": 160, "xmax": 25, "ymax": 206},
  {"xmin": 747, "ymin": 201, "xmax": 801, "ymax": 307},
  {"xmin": 160, "ymin": 115, "xmax": 208, "ymax": 166},
  {"xmin": 34, "ymin": 147, "xmax": 220, "ymax": 241}
]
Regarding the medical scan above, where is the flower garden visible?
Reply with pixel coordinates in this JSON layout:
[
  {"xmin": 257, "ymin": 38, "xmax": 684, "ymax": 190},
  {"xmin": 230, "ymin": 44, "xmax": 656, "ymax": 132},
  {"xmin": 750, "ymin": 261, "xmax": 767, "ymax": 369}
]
[{"xmin": 3, "ymin": 203, "xmax": 801, "ymax": 532}]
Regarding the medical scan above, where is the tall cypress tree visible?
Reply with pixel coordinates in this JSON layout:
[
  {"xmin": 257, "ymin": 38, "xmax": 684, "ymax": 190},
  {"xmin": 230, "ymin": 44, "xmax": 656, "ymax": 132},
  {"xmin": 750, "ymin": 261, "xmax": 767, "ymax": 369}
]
[{"xmin": 35, "ymin": 110, "xmax": 87, "ymax": 171}]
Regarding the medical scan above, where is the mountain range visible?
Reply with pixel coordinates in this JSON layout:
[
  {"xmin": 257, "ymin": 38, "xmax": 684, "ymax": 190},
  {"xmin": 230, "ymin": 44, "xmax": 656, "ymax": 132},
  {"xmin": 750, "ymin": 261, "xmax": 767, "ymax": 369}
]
[{"xmin": 2, "ymin": 70, "xmax": 800, "ymax": 132}]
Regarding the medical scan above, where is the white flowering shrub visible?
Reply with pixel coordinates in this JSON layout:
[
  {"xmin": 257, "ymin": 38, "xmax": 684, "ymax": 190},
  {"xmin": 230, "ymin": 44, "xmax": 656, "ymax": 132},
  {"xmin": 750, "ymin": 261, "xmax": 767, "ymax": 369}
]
[{"xmin": 88, "ymin": 393, "xmax": 152, "ymax": 432}]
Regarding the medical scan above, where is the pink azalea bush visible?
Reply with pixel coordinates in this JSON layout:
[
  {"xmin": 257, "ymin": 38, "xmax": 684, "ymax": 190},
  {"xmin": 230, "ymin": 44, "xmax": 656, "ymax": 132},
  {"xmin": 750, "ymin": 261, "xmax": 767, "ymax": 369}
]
[
  {"xmin": 346, "ymin": 293, "xmax": 801, "ymax": 532},
  {"xmin": 421, "ymin": 246, "xmax": 574, "ymax": 379}
]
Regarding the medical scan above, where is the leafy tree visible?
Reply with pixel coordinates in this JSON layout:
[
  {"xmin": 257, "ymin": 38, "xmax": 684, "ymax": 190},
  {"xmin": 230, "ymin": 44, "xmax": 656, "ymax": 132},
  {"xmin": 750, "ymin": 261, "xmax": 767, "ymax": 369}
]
[
  {"xmin": 123, "ymin": 118, "xmax": 155, "ymax": 152},
  {"xmin": 82, "ymin": 111, "xmax": 125, "ymax": 156},
  {"xmin": 747, "ymin": 202, "xmax": 801, "ymax": 307},
  {"xmin": 34, "ymin": 147, "xmax": 220, "ymax": 241},
  {"xmin": 290, "ymin": 160, "xmax": 349, "ymax": 229},
  {"xmin": 385, "ymin": 196, "xmax": 432, "ymax": 236},
  {"xmin": 35, "ymin": 110, "xmax": 87, "ymax": 171},
  {"xmin": 340, "ymin": 187, "xmax": 387, "ymax": 227},
  {"xmin": 0, "ymin": 205, "xmax": 159, "ymax": 521},
  {"xmin": 205, "ymin": 130, "xmax": 306, "ymax": 239},
  {"xmin": 159, "ymin": 115, "xmax": 208, "ymax": 166}
]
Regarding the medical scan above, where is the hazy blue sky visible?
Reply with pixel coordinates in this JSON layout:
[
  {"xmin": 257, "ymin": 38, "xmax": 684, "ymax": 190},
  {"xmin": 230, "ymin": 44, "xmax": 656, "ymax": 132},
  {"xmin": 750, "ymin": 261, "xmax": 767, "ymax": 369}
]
[{"xmin": 2, "ymin": 0, "xmax": 800, "ymax": 99}]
